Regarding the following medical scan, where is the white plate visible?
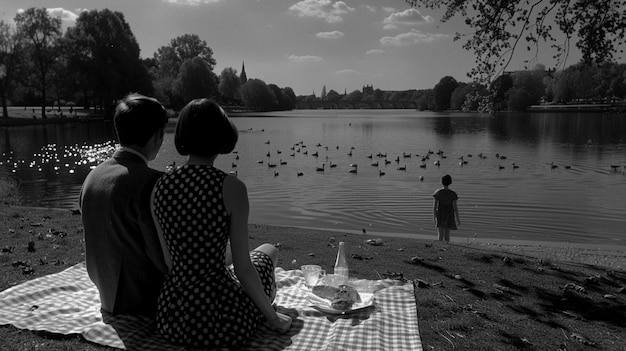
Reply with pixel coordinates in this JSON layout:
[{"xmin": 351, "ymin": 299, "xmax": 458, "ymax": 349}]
[{"xmin": 306, "ymin": 289, "xmax": 375, "ymax": 315}]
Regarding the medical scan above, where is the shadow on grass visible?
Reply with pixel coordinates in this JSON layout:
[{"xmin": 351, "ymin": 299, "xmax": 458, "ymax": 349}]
[{"xmin": 533, "ymin": 286, "xmax": 626, "ymax": 327}]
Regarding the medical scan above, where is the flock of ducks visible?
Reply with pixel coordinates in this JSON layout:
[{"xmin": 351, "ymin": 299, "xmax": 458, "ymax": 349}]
[{"xmin": 222, "ymin": 139, "xmax": 622, "ymax": 179}]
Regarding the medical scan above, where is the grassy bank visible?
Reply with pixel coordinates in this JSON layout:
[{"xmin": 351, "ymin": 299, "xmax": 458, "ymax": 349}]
[{"xmin": 1, "ymin": 204, "xmax": 625, "ymax": 350}]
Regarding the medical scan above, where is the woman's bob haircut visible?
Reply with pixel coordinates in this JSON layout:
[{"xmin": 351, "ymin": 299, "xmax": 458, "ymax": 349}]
[
  {"xmin": 175, "ymin": 98, "xmax": 238, "ymax": 157},
  {"xmin": 441, "ymin": 174, "xmax": 452, "ymax": 186}
]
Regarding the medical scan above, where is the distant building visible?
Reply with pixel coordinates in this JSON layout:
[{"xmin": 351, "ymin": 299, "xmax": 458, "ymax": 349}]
[
  {"xmin": 240, "ymin": 61, "xmax": 247, "ymax": 85},
  {"xmin": 362, "ymin": 84, "xmax": 374, "ymax": 95}
]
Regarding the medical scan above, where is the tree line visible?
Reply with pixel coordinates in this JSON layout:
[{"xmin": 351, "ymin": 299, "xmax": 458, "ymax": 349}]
[
  {"xmin": 0, "ymin": 8, "xmax": 296, "ymax": 119},
  {"xmin": 299, "ymin": 60, "xmax": 626, "ymax": 112},
  {"xmin": 2, "ymin": 7, "xmax": 625, "ymax": 118}
]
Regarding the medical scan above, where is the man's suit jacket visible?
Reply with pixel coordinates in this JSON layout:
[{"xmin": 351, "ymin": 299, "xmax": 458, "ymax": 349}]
[{"xmin": 80, "ymin": 149, "xmax": 168, "ymax": 316}]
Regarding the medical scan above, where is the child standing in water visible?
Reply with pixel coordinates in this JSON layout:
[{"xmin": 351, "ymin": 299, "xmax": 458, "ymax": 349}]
[{"xmin": 433, "ymin": 174, "xmax": 460, "ymax": 241}]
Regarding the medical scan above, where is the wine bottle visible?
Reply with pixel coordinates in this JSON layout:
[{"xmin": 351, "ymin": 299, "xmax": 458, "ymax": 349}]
[{"xmin": 334, "ymin": 241, "xmax": 349, "ymax": 284}]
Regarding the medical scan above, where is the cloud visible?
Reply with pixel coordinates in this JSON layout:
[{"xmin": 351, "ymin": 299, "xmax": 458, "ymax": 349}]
[
  {"xmin": 316, "ymin": 31, "xmax": 344, "ymax": 39},
  {"xmin": 289, "ymin": 0, "xmax": 355, "ymax": 23},
  {"xmin": 363, "ymin": 5, "xmax": 377, "ymax": 12},
  {"xmin": 164, "ymin": 0, "xmax": 220, "ymax": 5},
  {"xmin": 383, "ymin": 8, "xmax": 434, "ymax": 28},
  {"xmin": 288, "ymin": 55, "xmax": 323, "ymax": 63},
  {"xmin": 46, "ymin": 8, "xmax": 79, "ymax": 23},
  {"xmin": 366, "ymin": 49, "xmax": 384, "ymax": 55},
  {"xmin": 380, "ymin": 29, "xmax": 449, "ymax": 46},
  {"xmin": 336, "ymin": 69, "xmax": 366, "ymax": 75}
]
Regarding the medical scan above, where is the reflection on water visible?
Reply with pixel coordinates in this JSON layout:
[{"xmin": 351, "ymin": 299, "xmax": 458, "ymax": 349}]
[{"xmin": 1, "ymin": 110, "xmax": 625, "ymax": 246}]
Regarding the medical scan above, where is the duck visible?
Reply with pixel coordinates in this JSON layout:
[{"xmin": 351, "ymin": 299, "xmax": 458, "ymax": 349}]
[
  {"xmin": 311, "ymin": 151, "xmax": 319, "ymax": 157},
  {"xmin": 297, "ymin": 171, "xmax": 304, "ymax": 176},
  {"xmin": 267, "ymin": 162, "xmax": 277, "ymax": 168},
  {"xmin": 316, "ymin": 164, "xmax": 325, "ymax": 172},
  {"xmin": 371, "ymin": 161, "xmax": 379, "ymax": 167},
  {"xmin": 274, "ymin": 170, "xmax": 279, "ymax": 177},
  {"xmin": 499, "ymin": 165, "xmax": 505, "ymax": 170},
  {"xmin": 397, "ymin": 165, "xmax": 407, "ymax": 171},
  {"xmin": 512, "ymin": 162, "xmax": 519, "ymax": 169},
  {"xmin": 433, "ymin": 160, "xmax": 441, "ymax": 166},
  {"xmin": 349, "ymin": 163, "xmax": 358, "ymax": 168},
  {"xmin": 349, "ymin": 168, "xmax": 357, "ymax": 174},
  {"xmin": 280, "ymin": 159, "xmax": 287, "ymax": 165},
  {"xmin": 419, "ymin": 175, "xmax": 424, "ymax": 181},
  {"xmin": 550, "ymin": 162, "xmax": 558, "ymax": 169},
  {"xmin": 228, "ymin": 170, "xmax": 238, "ymax": 177},
  {"xmin": 379, "ymin": 169, "xmax": 386, "ymax": 176},
  {"xmin": 419, "ymin": 163, "xmax": 427, "ymax": 168}
]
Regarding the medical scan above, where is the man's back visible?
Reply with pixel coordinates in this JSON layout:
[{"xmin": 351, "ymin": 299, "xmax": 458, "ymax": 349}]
[{"xmin": 80, "ymin": 149, "xmax": 167, "ymax": 316}]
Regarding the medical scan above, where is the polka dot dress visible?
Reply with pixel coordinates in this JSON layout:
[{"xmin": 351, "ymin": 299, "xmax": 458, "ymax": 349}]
[{"xmin": 153, "ymin": 164, "xmax": 276, "ymax": 349}]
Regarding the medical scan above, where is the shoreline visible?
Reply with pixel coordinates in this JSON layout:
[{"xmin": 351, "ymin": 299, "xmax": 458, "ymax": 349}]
[{"xmin": 4, "ymin": 204, "xmax": 624, "ymax": 271}]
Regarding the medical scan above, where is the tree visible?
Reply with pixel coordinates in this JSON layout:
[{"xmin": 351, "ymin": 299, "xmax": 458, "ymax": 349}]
[
  {"xmin": 325, "ymin": 89, "xmax": 341, "ymax": 102},
  {"xmin": 65, "ymin": 9, "xmax": 151, "ymax": 118},
  {"xmin": 0, "ymin": 20, "xmax": 22, "ymax": 119},
  {"xmin": 502, "ymin": 70, "xmax": 546, "ymax": 110},
  {"xmin": 406, "ymin": 1, "xmax": 626, "ymax": 85},
  {"xmin": 153, "ymin": 34, "xmax": 216, "ymax": 108},
  {"xmin": 432, "ymin": 76, "xmax": 458, "ymax": 111},
  {"xmin": 239, "ymin": 78, "xmax": 275, "ymax": 110},
  {"xmin": 15, "ymin": 8, "xmax": 62, "ymax": 118},
  {"xmin": 416, "ymin": 89, "xmax": 434, "ymax": 110},
  {"xmin": 173, "ymin": 56, "xmax": 217, "ymax": 106},
  {"xmin": 218, "ymin": 67, "xmax": 240, "ymax": 102},
  {"xmin": 282, "ymin": 87, "xmax": 297, "ymax": 109}
]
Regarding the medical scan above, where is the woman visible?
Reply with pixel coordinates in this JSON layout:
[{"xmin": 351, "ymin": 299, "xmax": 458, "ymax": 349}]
[
  {"xmin": 152, "ymin": 99, "xmax": 292, "ymax": 348},
  {"xmin": 432, "ymin": 174, "xmax": 460, "ymax": 241}
]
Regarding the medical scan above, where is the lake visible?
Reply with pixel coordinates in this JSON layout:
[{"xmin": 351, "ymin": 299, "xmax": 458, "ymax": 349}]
[{"xmin": 1, "ymin": 109, "xmax": 625, "ymax": 247}]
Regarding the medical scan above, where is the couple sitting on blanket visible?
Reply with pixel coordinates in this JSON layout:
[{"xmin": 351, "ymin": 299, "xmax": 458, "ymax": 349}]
[{"xmin": 79, "ymin": 94, "xmax": 293, "ymax": 349}]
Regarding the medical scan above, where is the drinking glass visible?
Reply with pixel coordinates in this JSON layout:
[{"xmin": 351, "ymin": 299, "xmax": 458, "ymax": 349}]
[{"xmin": 301, "ymin": 265, "xmax": 326, "ymax": 288}]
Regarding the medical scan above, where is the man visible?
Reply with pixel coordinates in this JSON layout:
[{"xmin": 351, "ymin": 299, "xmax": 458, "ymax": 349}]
[{"xmin": 80, "ymin": 93, "xmax": 169, "ymax": 316}]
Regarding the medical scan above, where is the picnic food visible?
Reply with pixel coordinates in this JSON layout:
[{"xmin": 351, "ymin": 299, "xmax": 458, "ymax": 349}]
[{"xmin": 312, "ymin": 284, "xmax": 362, "ymax": 310}]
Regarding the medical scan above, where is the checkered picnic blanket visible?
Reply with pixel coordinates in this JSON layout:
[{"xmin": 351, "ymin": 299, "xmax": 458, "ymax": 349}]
[{"xmin": 0, "ymin": 262, "xmax": 421, "ymax": 350}]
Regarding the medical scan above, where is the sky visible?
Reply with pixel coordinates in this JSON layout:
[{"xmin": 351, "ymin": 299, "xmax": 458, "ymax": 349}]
[{"xmin": 0, "ymin": 0, "xmax": 591, "ymax": 96}]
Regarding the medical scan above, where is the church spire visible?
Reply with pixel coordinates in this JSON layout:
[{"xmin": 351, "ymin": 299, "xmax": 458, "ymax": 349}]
[{"xmin": 240, "ymin": 61, "xmax": 248, "ymax": 85}]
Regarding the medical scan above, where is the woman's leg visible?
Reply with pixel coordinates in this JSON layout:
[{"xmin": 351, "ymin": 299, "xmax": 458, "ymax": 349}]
[
  {"xmin": 253, "ymin": 243, "xmax": 278, "ymax": 267},
  {"xmin": 444, "ymin": 228, "xmax": 451, "ymax": 242}
]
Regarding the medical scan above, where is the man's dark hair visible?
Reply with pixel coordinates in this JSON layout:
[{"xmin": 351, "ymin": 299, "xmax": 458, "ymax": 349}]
[{"xmin": 114, "ymin": 93, "xmax": 168, "ymax": 146}]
